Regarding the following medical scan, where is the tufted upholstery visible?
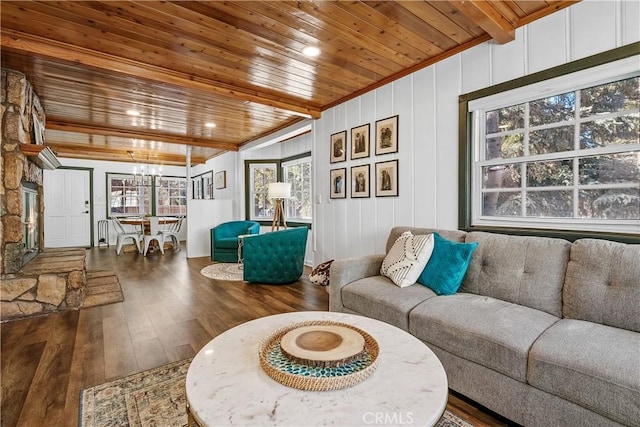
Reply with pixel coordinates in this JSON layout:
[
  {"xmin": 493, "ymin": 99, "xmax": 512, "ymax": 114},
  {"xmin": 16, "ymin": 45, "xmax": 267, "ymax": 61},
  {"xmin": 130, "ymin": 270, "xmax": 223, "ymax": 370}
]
[
  {"xmin": 461, "ymin": 231, "xmax": 571, "ymax": 317},
  {"xmin": 210, "ymin": 220, "xmax": 261, "ymax": 262},
  {"xmin": 242, "ymin": 227, "xmax": 308, "ymax": 284}
]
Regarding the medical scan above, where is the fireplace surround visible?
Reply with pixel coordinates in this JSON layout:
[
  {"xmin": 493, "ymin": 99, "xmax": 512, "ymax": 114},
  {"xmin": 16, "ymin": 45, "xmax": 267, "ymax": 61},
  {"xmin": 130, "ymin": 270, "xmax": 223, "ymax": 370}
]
[{"xmin": 1, "ymin": 67, "xmax": 85, "ymax": 322}]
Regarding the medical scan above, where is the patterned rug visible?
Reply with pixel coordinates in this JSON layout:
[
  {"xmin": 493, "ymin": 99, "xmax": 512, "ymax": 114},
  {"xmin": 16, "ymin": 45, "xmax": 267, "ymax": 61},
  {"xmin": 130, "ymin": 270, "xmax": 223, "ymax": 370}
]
[
  {"xmin": 80, "ymin": 359, "xmax": 474, "ymax": 427},
  {"xmin": 200, "ymin": 263, "xmax": 245, "ymax": 281}
]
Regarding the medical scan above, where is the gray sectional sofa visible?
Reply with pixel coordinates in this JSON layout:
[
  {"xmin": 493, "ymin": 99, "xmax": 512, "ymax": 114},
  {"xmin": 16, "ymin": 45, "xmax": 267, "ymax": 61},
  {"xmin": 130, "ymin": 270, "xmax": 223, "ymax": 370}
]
[{"xmin": 329, "ymin": 227, "xmax": 640, "ymax": 427}]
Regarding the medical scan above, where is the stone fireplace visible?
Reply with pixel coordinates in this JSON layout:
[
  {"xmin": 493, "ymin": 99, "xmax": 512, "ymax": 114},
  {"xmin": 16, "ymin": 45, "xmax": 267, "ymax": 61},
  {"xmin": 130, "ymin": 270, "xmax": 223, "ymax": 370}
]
[{"xmin": 1, "ymin": 67, "xmax": 86, "ymax": 322}]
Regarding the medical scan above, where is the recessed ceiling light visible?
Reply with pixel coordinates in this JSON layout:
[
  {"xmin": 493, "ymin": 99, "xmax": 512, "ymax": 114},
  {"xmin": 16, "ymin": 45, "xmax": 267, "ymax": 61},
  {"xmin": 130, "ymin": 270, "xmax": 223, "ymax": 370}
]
[
  {"xmin": 127, "ymin": 109, "xmax": 140, "ymax": 116},
  {"xmin": 205, "ymin": 122, "xmax": 216, "ymax": 128},
  {"xmin": 302, "ymin": 46, "xmax": 321, "ymax": 57}
]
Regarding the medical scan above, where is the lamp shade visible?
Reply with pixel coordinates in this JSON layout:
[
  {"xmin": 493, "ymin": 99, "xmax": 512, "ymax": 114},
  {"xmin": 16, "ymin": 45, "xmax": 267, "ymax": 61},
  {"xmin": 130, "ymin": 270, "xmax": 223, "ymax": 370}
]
[{"xmin": 268, "ymin": 182, "xmax": 291, "ymax": 199}]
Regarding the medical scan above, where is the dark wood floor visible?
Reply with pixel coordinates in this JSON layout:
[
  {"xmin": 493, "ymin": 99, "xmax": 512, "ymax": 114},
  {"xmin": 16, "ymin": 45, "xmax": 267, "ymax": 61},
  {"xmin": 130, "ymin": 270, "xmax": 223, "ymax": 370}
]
[{"xmin": 1, "ymin": 246, "xmax": 512, "ymax": 427}]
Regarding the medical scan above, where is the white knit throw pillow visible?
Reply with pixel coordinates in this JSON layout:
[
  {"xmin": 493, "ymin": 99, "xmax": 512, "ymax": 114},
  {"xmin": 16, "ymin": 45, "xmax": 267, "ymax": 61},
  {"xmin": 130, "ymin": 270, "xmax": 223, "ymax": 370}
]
[{"xmin": 380, "ymin": 231, "xmax": 434, "ymax": 288}]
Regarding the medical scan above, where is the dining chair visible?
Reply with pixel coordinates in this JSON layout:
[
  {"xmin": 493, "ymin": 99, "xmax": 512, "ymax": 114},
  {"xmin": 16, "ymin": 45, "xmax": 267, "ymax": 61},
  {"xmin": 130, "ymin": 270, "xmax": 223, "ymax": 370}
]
[
  {"xmin": 111, "ymin": 216, "xmax": 142, "ymax": 255},
  {"xmin": 161, "ymin": 215, "xmax": 184, "ymax": 250},
  {"xmin": 143, "ymin": 216, "xmax": 165, "ymax": 256}
]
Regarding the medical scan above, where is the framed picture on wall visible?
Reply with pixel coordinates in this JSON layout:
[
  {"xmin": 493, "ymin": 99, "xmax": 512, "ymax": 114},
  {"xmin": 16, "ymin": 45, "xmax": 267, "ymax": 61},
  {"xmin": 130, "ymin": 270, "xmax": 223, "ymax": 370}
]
[
  {"xmin": 375, "ymin": 115, "xmax": 399, "ymax": 155},
  {"xmin": 330, "ymin": 131, "xmax": 347, "ymax": 163},
  {"xmin": 350, "ymin": 124, "xmax": 370, "ymax": 160},
  {"xmin": 351, "ymin": 164, "xmax": 370, "ymax": 198},
  {"xmin": 215, "ymin": 170, "xmax": 227, "ymax": 189},
  {"xmin": 375, "ymin": 160, "xmax": 399, "ymax": 197},
  {"xmin": 192, "ymin": 176, "xmax": 202, "ymax": 199},
  {"xmin": 330, "ymin": 168, "xmax": 347, "ymax": 199},
  {"xmin": 202, "ymin": 172, "xmax": 213, "ymax": 199}
]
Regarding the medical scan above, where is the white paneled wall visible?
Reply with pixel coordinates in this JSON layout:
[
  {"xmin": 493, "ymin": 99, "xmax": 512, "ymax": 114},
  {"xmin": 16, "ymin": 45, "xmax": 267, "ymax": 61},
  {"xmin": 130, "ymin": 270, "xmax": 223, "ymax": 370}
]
[{"xmin": 311, "ymin": 0, "xmax": 640, "ymax": 265}]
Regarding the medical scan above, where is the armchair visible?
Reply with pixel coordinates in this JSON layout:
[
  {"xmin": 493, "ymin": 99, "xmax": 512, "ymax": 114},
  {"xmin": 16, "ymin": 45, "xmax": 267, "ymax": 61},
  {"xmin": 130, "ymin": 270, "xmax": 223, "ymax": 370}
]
[
  {"xmin": 242, "ymin": 227, "xmax": 308, "ymax": 284},
  {"xmin": 210, "ymin": 220, "xmax": 261, "ymax": 262}
]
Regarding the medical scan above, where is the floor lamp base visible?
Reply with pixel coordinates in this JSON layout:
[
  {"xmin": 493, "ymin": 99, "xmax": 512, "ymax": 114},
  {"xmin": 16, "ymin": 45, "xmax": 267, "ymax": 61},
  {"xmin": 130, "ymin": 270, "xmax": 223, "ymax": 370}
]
[{"xmin": 271, "ymin": 199, "xmax": 287, "ymax": 231}]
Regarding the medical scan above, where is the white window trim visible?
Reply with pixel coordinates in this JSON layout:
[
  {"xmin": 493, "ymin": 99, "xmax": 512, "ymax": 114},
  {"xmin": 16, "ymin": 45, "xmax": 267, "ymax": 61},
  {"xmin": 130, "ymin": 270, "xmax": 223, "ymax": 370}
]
[
  {"xmin": 469, "ymin": 56, "xmax": 640, "ymax": 234},
  {"xmin": 248, "ymin": 162, "xmax": 277, "ymax": 222},
  {"xmin": 282, "ymin": 156, "xmax": 312, "ymax": 223}
]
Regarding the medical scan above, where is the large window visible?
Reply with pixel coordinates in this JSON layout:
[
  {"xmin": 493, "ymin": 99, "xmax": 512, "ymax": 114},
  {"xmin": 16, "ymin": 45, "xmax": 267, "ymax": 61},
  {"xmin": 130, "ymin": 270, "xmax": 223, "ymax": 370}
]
[
  {"xmin": 156, "ymin": 177, "xmax": 187, "ymax": 216},
  {"xmin": 283, "ymin": 156, "xmax": 312, "ymax": 223},
  {"xmin": 462, "ymin": 52, "xmax": 639, "ymax": 237},
  {"xmin": 245, "ymin": 153, "xmax": 312, "ymax": 225},
  {"xmin": 107, "ymin": 174, "xmax": 186, "ymax": 217},
  {"xmin": 108, "ymin": 174, "xmax": 152, "ymax": 216},
  {"xmin": 248, "ymin": 162, "xmax": 278, "ymax": 221}
]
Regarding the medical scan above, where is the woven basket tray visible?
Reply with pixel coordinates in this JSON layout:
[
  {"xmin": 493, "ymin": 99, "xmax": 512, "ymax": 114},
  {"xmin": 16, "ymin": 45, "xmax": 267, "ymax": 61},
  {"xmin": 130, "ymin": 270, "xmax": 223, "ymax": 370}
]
[{"xmin": 258, "ymin": 320, "xmax": 380, "ymax": 391}]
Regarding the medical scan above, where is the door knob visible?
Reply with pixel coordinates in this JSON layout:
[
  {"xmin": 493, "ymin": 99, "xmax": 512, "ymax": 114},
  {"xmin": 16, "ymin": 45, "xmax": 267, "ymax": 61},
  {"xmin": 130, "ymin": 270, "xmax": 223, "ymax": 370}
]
[{"xmin": 83, "ymin": 211, "xmax": 89, "ymax": 213}]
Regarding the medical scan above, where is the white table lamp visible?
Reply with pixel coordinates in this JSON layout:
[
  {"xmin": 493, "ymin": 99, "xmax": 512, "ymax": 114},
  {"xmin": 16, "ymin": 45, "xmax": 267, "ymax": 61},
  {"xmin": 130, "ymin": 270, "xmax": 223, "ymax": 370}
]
[{"xmin": 268, "ymin": 182, "xmax": 291, "ymax": 231}]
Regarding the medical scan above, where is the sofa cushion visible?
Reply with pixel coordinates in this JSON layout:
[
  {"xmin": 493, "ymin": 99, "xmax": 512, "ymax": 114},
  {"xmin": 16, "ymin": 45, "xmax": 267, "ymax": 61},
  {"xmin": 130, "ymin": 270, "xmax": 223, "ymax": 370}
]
[
  {"xmin": 528, "ymin": 319, "xmax": 640, "ymax": 426},
  {"xmin": 461, "ymin": 232, "xmax": 571, "ymax": 317},
  {"xmin": 409, "ymin": 293, "xmax": 558, "ymax": 382},
  {"xmin": 341, "ymin": 275, "xmax": 437, "ymax": 331},
  {"xmin": 380, "ymin": 231, "xmax": 434, "ymax": 288},
  {"xmin": 417, "ymin": 233, "xmax": 478, "ymax": 295},
  {"xmin": 563, "ymin": 239, "xmax": 640, "ymax": 333}
]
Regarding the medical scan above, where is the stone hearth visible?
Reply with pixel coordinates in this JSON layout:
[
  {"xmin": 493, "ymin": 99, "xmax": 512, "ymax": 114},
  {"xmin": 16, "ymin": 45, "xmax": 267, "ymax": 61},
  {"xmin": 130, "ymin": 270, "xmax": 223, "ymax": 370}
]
[{"xmin": 0, "ymin": 248, "xmax": 87, "ymax": 321}]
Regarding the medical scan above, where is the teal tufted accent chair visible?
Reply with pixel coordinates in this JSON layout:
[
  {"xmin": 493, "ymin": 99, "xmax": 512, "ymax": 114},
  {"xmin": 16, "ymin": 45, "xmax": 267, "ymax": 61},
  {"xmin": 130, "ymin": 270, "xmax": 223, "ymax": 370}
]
[
  {"xmin": 211, "ymin": 220, "xmax": 261, "ymax": 262},
  {"xmin": 242, "ymin": 227, "xmax": 308, "ymax": 284}
]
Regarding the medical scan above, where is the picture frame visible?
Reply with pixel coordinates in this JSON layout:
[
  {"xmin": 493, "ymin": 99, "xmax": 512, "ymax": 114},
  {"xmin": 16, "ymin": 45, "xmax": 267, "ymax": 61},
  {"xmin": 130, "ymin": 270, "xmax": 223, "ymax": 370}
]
[
  {"xmin": 32, "ymin": 113, "xmax": 45, "ymax": 145},
  {"xmin": 375, "ymin": 115, "xmax": 399, "ymax": 155},
  {"xmin": 215, "ymin": 170, "xmax": 227, "ymax": 189},
  {"xmin": 330, "ymin": 168, "xmax": 347, "ymax": 199},
  {"xmin": 375, "ymin": 160, "xmax": 399, "ymax": 197},
  {"xmin": 350, "ymin": 164, "xmax": 370, "ymax": 198},
  {"xmin": 330, "ymin": 131, "xmax": 347, "ymax": 163},
  {"xmin": 192, "ymin": 176, "xmax": 202, "ymax": 199},
  {"xmin": 202, "ymin": 171, "xmax": 214, "ymax": 199},
  {"xmin": 350, "ymin": 124, "xmax": 370, "ymax": 160}
]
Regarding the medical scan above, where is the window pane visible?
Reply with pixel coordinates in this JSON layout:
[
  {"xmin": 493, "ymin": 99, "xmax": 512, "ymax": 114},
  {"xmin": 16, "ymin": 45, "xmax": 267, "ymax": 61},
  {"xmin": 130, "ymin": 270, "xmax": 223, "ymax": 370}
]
[
  {"xmin": 527, "ymin": 160, "xmax": 573, "ymax": 187},
  {"xmin": 485, "ymin": 104, "xmax": 524, "ymax": 134},
  {"xmin": 529, "ymin": 125, "xmax": 574, "ymax": 154},
  {"xmin": 579, "ymin": 152, "xmax": 640, "ymax": 185},
  {"xmin": 284, "ymin": 160, "xmax": 312, "ymax": 221},
  {"xmin": 483, "ymin": 192, "xmax": 521, "ymax": 217},
  {"xmin": 108, "ymin": 174, "xmax": 151, "ymax": 216},
  {"xmin": 580, "ymin": 113, "xmax": 640, "ymax": 148},
  {"xmin": 580, "ymin": 76, "xmax": 640, "ymax": 117},
  {"xmin": 526, "ymin": 191, "xmax": 573, "ymax": 217},
  {"xmin": 579, "ymin": 188, "xmax": 640, "ymax": 219},
  {"xmin": 485, "ymin": 134, "xmax": 524, "ymax": 159},
  {"xmin": 482, "ymin": 164, "xmax": 521, "ymax": 189},
  {"xmin": 253, "ymin": 194, "xmax": 273, "ymax": 218},
  {"xmin": 530, "ymin": 92, "xmax": 575, "ymax": 126}
]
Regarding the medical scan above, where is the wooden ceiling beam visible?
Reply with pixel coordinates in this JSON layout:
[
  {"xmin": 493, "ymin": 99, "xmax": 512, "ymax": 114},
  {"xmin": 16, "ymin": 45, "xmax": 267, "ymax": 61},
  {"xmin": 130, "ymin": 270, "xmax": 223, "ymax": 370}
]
[
  {"xmin": 44, "ymin": 142, "xmax": 206, "ymax": 166},
  {"xmin": 1, "ymin": 29, "xmax": 322, "ymax": 119},
  {"xmin": 46, "ymin": 118, "xmax": 239, "ymax": 151},
  {"xmin": 448, "ymin": 0, "xmax": 515, "ymax": 44}
]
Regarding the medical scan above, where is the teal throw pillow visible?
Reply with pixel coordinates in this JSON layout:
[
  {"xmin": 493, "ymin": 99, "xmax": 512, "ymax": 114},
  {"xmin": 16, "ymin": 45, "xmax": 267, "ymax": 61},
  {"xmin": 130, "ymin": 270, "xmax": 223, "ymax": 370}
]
[{"xmin": 417, "ymin": 233, "xmax": 478, "ymax": 295}]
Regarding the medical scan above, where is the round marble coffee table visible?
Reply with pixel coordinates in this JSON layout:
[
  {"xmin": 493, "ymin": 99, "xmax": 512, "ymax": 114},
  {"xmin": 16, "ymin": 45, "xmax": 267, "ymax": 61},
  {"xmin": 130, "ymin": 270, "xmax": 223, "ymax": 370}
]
[{"xmin": 186, "ymin": 311, "xmax": 448, "ymax": 427}]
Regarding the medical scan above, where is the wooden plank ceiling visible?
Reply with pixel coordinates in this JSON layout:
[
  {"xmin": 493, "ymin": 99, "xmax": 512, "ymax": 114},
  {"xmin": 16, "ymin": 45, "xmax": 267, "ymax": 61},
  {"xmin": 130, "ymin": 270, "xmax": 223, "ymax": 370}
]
[{"xmin": 1, "ymin": 1, "xmax": 578, "ymax": 166}]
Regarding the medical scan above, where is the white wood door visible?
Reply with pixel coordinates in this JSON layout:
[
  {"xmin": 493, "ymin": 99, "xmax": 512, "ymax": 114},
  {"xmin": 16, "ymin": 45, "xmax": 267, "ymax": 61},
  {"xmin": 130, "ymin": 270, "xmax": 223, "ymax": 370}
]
[{"xmin": 44, "ymin": 169, "xmax": 92, "ymax": 248}]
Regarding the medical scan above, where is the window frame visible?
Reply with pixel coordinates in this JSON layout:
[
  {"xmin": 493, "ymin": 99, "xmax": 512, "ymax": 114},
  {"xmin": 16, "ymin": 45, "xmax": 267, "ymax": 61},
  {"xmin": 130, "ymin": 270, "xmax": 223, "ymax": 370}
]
[
  {"xmin": 282, "ymin": 154, "xmax": 312, "ymax": 224},
  {"xmin": 244, "ymin": 152, "xmax": 312, "ymax": 228},
  {"xmin": 458, "ymin": 43, "xmax": 640, "ymax": 243},
  {"xmin": 155, "ymin": 175, "xmax": 187, "ymax": 216},
  {"xmin": 106, "ymin": 173, "xmax": 186, "ymax": 218}
]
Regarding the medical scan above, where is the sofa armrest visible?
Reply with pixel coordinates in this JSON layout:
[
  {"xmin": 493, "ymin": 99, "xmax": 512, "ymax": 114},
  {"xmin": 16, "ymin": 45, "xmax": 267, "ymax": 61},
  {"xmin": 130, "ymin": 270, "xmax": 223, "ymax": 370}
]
[{"xmin": 328, "ymin": 254, "xmax": 385, "ymax": 312}]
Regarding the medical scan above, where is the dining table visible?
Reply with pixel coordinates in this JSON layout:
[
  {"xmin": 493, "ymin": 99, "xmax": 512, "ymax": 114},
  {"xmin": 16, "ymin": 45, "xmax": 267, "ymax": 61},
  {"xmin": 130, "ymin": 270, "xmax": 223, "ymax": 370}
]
[{"xmin": 118, "ymin": 216, "xmax": 179, "ymax": 253}]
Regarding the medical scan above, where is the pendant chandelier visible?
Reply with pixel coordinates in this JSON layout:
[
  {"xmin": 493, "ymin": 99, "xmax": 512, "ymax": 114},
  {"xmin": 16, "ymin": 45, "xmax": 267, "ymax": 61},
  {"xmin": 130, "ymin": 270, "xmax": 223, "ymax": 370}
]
[{"xmin": 128, "ymin": 150, "xmax": 162, "ymax": 186}]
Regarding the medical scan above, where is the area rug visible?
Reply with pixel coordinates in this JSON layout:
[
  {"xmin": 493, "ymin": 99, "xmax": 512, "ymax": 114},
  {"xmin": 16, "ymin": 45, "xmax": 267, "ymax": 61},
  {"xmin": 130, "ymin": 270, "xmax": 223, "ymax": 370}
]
[
  {"xmin": 80, "ymin": 358, "xmax": 474, "ymax": 427},
  {"xmin": 200, "ymin": 263, "xmax": 244, "ymax": 281}
]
